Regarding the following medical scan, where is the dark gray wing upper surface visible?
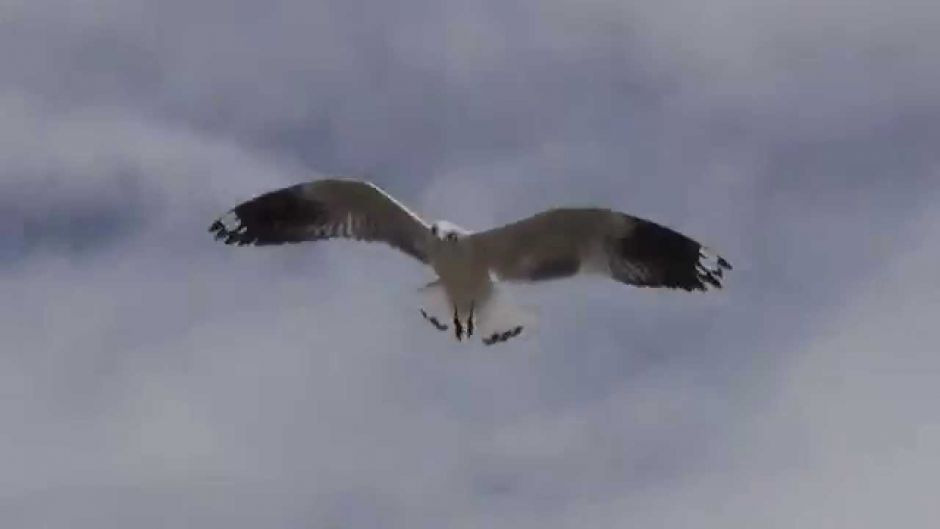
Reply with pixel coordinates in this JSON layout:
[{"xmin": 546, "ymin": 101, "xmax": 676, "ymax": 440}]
[{"xmin": 469, "ymin": 208, "xmax": 731, "ymax": 291}]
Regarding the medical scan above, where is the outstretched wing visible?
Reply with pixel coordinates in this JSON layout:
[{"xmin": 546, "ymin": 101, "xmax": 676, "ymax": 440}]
[
  {"xmin": 469, "ymin": 208, "xmax": 731, "ymax": 291},
  {"xmin": 208, "ymin": 179, "xmax": 432, "ymax": 263}
]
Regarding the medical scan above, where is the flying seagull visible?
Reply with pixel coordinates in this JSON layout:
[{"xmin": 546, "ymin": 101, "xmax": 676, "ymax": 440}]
[{"xmin": 209, "ymin": 178, "xmax": 731, "ymax": 345}]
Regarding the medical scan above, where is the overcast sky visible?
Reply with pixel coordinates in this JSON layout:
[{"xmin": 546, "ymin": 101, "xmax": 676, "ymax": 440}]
[{"xmin": 2, "ymin": 1, "xmax": 939, "ymax": 527}]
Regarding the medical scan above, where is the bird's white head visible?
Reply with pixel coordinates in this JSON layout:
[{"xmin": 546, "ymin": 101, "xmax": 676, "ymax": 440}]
[{"xmin": 430, "ymin": 220, "xmax": 471, "ymax": 243}]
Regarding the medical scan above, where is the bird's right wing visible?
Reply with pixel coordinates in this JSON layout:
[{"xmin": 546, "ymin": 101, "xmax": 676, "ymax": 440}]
[
  {"xmin": 469, "ymin": 208, "xmax": 731, "ymax": 291},
  {"xmin": 208, "ymin": 179, "xmax": 433, "ymax": 264}
]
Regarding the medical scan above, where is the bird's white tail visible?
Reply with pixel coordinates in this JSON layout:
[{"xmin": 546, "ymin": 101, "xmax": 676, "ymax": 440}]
[{"xmin": 475, "ymin": 285, "xmax": 537, "ymax": 346}]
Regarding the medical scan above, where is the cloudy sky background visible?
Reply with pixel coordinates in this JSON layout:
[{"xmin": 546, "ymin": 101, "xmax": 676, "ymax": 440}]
[{"xmin": 2, "ymin": 1, "xmax": 939, "ymax": 527}]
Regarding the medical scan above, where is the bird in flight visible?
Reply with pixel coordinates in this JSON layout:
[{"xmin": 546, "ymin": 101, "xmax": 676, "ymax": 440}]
[{"xmin": 209, "ymin": 178, "xmax": 731, "ymax": 345}]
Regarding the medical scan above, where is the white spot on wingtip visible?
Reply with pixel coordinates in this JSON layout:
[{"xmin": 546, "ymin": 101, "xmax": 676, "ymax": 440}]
[
  {"xmin": 698, "ymin": 247, "xmax": 721, "ymax": 271},
  {"xmin": 219, "ymin": 212, "xmax": 241, "ymax": 231}
]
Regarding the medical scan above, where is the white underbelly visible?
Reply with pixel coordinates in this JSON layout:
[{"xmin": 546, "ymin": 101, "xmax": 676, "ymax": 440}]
[{"xmin": 432, "ymin": 254, "xmax": 492, "ymax": 311}]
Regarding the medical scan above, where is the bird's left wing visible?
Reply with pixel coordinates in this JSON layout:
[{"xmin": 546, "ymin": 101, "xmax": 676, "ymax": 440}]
[
  {"xmin": 469, "ymin": 208, "xmax": 731, "ymax": 291},
  {"xmin": 208, "ymin": 179, "xmax": 432, "ymax": 263}
]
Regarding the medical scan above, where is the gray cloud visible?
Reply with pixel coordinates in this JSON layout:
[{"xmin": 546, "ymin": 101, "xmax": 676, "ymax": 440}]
[{"xmin": 2, "ymin": 0, "xmax": 939, "ymax": 527}]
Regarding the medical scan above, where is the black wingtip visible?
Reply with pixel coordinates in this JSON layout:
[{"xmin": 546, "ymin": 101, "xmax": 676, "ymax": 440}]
[
  {"xmin": 701, "ymin": 273, "xmax": 722, "ymax": 289},
  {"xmin": 718, "ymin": 256, "xmax": 732, "ymax": 270},
  {"xmin": 209, "ymin": 211, "xmax": 257, "ymax": 246}
]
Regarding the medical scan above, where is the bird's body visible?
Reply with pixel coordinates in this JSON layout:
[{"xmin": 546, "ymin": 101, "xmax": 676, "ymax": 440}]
[
  {"xmin": 209, "ymin": 178, "xmax": 732, "ymax": 345},
  {"xmin": 430, "ymin": 242, "xmax": 490, "ymax": 323}
]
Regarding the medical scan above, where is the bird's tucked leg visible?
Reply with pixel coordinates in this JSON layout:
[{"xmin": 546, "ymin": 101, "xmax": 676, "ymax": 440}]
[
  {"xmin": 453, "ymin": 306, "xmax": 464, "ymax": 341},
  {"xmin": 467, "ymin": 302, "xmax": 475, "ymax": 337}
]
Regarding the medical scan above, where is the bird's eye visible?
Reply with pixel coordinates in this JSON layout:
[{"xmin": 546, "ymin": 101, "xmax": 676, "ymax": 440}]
[{"xmin": 431, "ymin": 225, "xmax": 438, "ymax": 236}]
